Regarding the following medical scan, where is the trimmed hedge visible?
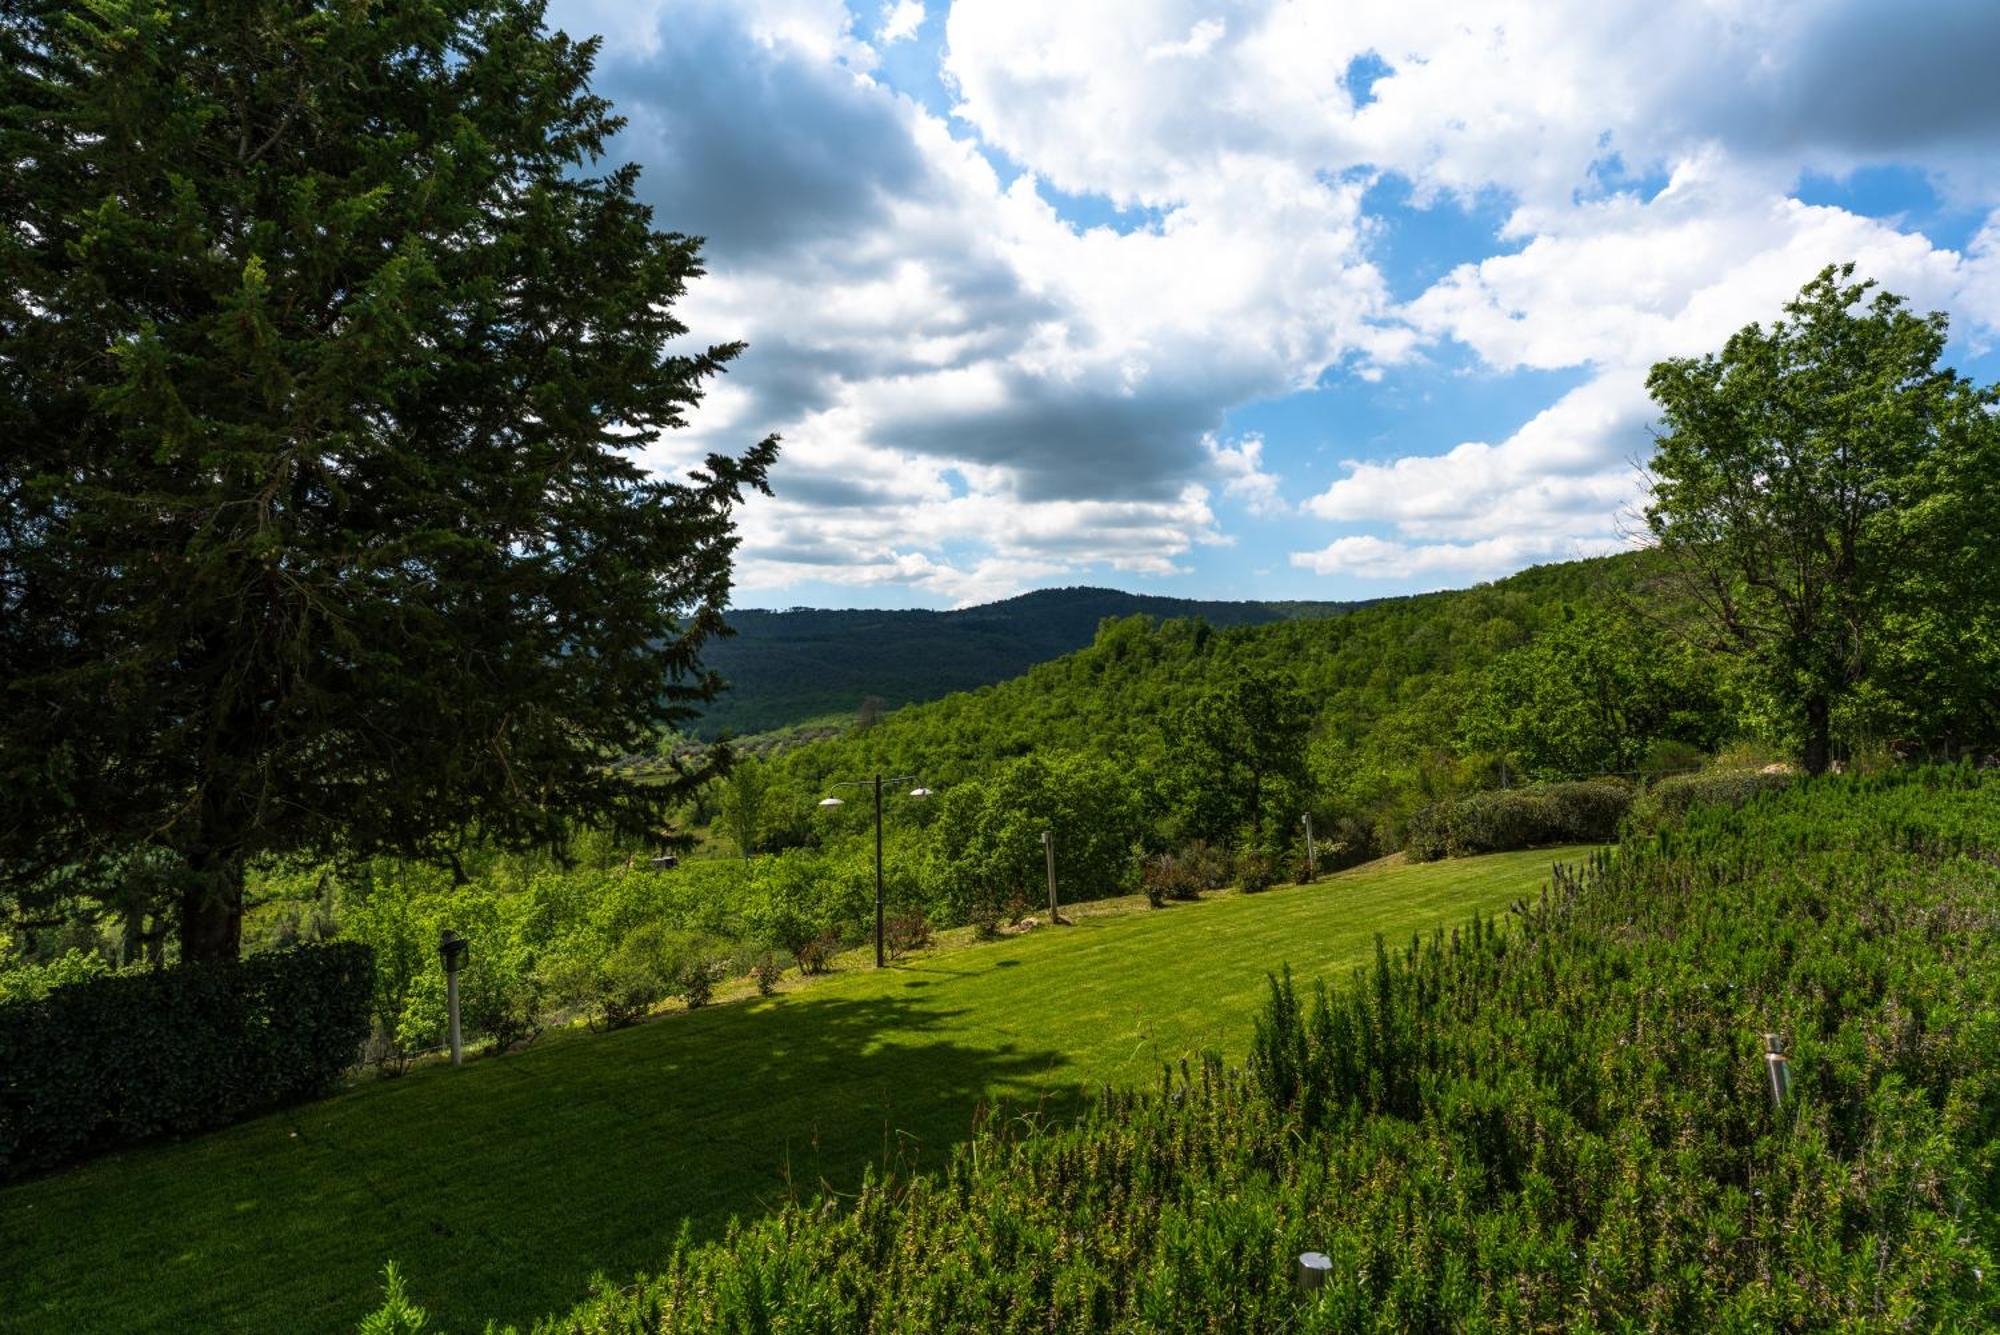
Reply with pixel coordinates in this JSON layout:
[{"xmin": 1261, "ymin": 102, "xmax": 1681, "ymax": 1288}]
[
  {"xmin": 0, "ymin": 941, "xmax": 371, "ymax": 1180},
  {"xmin": 1626, "ymin": 767, "xmax": 1795, "ymax": 832},
  {"xmin": 1406, "ymin": 780, "xmax": 1631, "ymax": 860}
]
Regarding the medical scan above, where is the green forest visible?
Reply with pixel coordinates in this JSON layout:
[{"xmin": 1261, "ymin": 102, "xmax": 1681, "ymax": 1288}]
[{"xmin": 694, "ymin": 586, "xmax": 1366, "ymax": 737}]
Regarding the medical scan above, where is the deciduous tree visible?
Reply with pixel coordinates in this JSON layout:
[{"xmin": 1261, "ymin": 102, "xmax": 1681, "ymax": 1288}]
[{"xmin": 1644, "ymin": 265, "xmax": 1995, "ymax": 774}]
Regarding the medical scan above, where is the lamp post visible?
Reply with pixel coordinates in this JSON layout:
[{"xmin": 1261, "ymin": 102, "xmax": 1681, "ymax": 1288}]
[{"xmin": 819, "ymin": 774, "xmax": 930, "ymax": 967}]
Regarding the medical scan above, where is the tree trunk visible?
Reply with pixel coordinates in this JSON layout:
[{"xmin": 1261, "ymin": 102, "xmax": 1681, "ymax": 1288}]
[
  {"xmin": 1802, "ymin": 694, "xmax": 1832, "ymax": 777},
  {"xmin": 179, "ymin": 858, "xmax": 245, "ymax": 963}
]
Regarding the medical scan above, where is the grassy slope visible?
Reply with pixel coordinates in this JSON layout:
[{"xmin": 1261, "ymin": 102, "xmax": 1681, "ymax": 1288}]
[{"xmin": 0, "ymin": 847, "xmax": 1590, "ymax": 1333}]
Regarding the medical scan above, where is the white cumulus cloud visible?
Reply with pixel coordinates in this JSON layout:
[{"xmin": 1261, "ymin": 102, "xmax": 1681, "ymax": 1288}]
[
  {"xmin": 878, "ymin": 0, "xmax": 924, "ymax": 44},
  {"xmin": 547, "ymin": 0, "xmax": 2000, "ymax": 605}
]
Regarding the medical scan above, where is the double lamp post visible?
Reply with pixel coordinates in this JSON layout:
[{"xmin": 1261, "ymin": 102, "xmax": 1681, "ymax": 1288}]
[{"xmin": 819, "ymin": 774, "xmax": 931, "ymax": 967}]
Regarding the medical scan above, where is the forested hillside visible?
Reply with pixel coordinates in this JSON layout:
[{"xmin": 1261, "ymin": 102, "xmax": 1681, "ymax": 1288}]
[
  {"xmin": 737, "ymin": 551, "xmax": 1733, "ymax": 864},
  {"xmin": 699, "ymin": 587, "xmax": 1364, "ymax": 737}
]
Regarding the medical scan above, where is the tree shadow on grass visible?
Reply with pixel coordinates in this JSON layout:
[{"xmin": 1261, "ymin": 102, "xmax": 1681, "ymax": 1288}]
[{"xmin": 0, "ymin": 987, "xmax": 1086, "ymax": 1335}]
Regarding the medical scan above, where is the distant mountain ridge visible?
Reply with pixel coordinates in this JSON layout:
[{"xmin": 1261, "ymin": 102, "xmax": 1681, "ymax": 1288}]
[{"xmin": 695, "ymin": 586, "xmax": 1371, "ymax": 738}]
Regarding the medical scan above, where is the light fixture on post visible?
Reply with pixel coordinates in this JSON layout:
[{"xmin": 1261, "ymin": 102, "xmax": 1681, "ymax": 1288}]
[{"xmin": 817, "ymin": 773, "xmax": 929, "ymax": 967}]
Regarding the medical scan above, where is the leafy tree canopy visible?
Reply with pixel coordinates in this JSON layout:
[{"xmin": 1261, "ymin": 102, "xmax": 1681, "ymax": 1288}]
[
  {"xmin": 0, "ymin": 0, "xmax": 775, "ymax": 959},
  {"xmin": 1460, "ymin": 603, "xmax": 1728, "ymax": 781},
  {"xmin": 1645, "ymin": 264, "xmax": 1998, "ymax": 773},
  {"xmin": 927, "ymin": 752, "xmax": 1143, "ymax": 924}
]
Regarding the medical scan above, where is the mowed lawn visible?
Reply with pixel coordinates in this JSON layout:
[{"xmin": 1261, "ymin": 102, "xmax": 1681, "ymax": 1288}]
[{"xmin": 0, "ymin": 846, "xmax": 1593, "ymax": 1333}]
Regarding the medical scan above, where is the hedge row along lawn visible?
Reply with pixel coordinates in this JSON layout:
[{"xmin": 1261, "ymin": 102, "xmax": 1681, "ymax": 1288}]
[
  {"xmin": 438, "ymin": 771, "xmax": 1999, "ymax": 1333},
  {"xmin": 0, "ymin": 846, "xmax": 1580, "ymax": 1333}
]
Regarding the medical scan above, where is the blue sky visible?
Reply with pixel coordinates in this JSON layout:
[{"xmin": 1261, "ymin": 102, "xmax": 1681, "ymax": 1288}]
[{"xmin": 555, "ymin": 0, "xmax": 2000, "ymax": 609}]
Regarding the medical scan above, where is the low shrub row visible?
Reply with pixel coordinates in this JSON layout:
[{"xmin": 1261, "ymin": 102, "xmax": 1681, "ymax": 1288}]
[
  {"xmin": 1405, "ymin": 780, "xmax": 1630, "ymax": 860},
  {"xmin": 0, "ymin": 942, "xmax": 371, "ymax": 1180},
  {"xmin": 1625, "ymin": 765, "xmax": 1795, "ymax": 832},
  {"xmin": 368, "ymin": 769, "xmax": 1998, "ymax": 1331},
  {"xmin": 322, "ymin": 850, "xmax": 896, "ymax": 1069},
  {"xmin": 1140, "ymin": 839, "xmax": 1249, "ymax": 906}
]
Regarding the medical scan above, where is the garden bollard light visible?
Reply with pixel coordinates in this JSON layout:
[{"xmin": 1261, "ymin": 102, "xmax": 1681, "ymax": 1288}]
[
  {"xmin": 440, "ymin": 929, "xmax": 470, "ymax": 1067},
  {"xmin": 1296, "ymin": 1251, "xmax": 1332, "ymax": 1292},
  {"xmin": 1763, "ymin": 1033, "xmax": 1790, "ymax": 1108}
]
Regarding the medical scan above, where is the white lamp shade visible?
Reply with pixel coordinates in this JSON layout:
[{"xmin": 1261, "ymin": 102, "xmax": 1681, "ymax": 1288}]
[{"xmin": 817, "ymin": 796, "xmax": 845, "ymax": 809}]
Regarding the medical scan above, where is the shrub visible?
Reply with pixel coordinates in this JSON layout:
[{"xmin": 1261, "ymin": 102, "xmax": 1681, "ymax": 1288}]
[
  {"xmin": 1140, "ymin": 853, "xmax": 1202, "ymax": 907},
  {"xmin": 1626, "ymin": 767, "xmax": 1795, "ymax": 833},
  {"xmin": 885, "ymin": 911, "xmax": 933, "ymax": 960},
  {"xmin": 0, "ymin": 942, "xmax": 371, "ymax": 1180},
  {"xmin": 457, "ymin": 950, "xmax": 543, "ymax": 1053},
  {"xmin": 547, "ymin": 922, "xmax": 703, "ymax": 1030},
  {"xmin": 1234, "ymin": 848, "xmax": 1277, "ymax": 893},
  {"xmin": 0, "ymin": 947, "xmax": 115, "ymax": 1007},
  {"xmin": 1538, "ymin": 779, "xmax": 1632, "ymax": 841},
  {"xmin": 793, "ymin": 932, "xmax": 839, "ymax": 975},
  {"xmin": 674, "ymin": 956, "xmax": 721, "ymax": 1010},
  {"xmin": 751, "ymin": 954, "xmax": 783, "ymax": 997},
  {"xmin": 1406, "ymin": 781, "xmax": 1631, "ymax": 860},
  {"xmin": 1179, "ymin": 840, "xmax": 1232, "ymax": 892},
  {"xmin": 746, "ymin": 850, "xmax": 870, "ymax": 959}
]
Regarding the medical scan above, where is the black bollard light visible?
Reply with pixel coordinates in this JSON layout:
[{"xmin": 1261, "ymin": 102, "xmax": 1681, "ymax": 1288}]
[{"xmin": 439, "ymin": 929, "xmax": 470, "ymax": 1066}]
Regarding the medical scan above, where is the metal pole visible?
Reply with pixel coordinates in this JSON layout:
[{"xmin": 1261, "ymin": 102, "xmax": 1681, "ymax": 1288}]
[
  {"xmin": 446, "ymin": 968, "xmax": 462, "ymax": 1067},
  {"xmin": 874, "ymin": 774, "xmax": 885, "ymax": 968},
  {"xmin": 1302, "ymin": 813, "xmax": 1317, "ymax": 881},
  {"xmin": 1043, "ymin": 829, "xmax": 1058, "ymax": 919}
]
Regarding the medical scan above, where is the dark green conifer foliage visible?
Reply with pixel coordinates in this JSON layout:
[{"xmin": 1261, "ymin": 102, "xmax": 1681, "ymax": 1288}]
[{"xmin": 0, "ymin": 1, "xmax": 776, "ymax": 959}]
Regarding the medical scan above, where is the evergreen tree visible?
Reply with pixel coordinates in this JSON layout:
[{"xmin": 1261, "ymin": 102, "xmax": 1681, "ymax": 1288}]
[{"xmin": 1, "ymin": 1, "xmax": 776, "ymax": 959}]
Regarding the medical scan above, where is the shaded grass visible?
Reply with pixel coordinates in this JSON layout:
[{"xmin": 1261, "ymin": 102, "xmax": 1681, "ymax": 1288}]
[{"xmin": 0, "ymin": 846, "xmax": 1590, "ymax": 1333}]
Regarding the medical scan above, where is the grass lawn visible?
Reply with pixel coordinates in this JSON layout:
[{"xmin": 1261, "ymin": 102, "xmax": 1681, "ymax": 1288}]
[{"xmin": 0, "ymin": 845, "xmax": 1594, "ymax": 1333}]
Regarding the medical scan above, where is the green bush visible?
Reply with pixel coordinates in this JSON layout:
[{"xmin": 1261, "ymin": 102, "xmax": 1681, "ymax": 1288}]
[
  {"xmin": 1139, "ymin": 851, "xmax": 1203, "ymax": 907},
  {"xmin": 744, "ymin": 849, "xmax": 870, "ymax": 959},
  {"xmin": 885, "ymin": 910, "xmax": 933, "ymax": 960},
  {"xmin": 1406, "ymin": 781, "xmax": 1631, "ymax": 860},
  {"xmin": 0, "ymin": 947, "xmax": 115, "ymax": 1006},
  {"xmin": 0, "ymin": 942, "xmax": 370, "ymax": 1180},
  {"xmin": 548, "ymin": 922, "xmax": 717, "ymax": 1030},
  {"xmin": 1234, "ymin": 848, "xmax": 1277, "ymax": 893},
  {"xmin": 340, "ymin": 872, "xmax": 547, "ymax": 1068},
  {"xmin": 1626, "ymin": 766, "xmax": 1794, "ymax": 833},
  {"xmin": 674, "ymin": 960, "xmax": 718, "ymax": 1010}
]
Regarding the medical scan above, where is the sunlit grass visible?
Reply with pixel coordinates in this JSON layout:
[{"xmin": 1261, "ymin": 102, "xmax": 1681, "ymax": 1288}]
[{"xmin": 0, "ymin": 845, "xmax": 1593, "ymax": 1334}]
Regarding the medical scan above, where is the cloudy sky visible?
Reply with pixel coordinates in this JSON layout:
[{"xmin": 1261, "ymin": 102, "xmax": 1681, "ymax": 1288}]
[{"xmin": 550, "ymin": 0, "xmax": 2000, "ymax": 609}]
